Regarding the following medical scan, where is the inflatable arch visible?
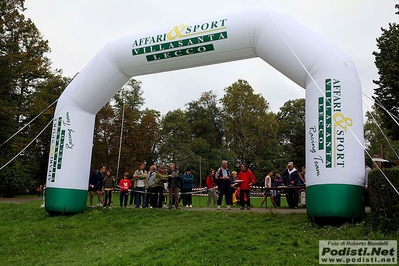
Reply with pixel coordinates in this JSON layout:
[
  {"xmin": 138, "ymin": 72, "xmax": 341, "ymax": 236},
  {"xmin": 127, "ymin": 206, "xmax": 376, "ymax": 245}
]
[{"xmin": 45, "ymin": 10, "xmax": 365, "ymax": 221}]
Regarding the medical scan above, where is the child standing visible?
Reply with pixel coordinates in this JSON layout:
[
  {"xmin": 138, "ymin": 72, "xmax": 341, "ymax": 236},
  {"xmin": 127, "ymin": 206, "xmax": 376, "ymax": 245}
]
[{"xmin": 119, "ymin": 172, "xmax": 132, "ymax": 207}]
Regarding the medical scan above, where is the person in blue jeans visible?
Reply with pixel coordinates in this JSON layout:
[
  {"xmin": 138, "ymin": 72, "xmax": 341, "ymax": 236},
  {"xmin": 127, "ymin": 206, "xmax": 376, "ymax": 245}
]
[
  {"xmin": 182, "ymin": 168, "xmax": 195, "ymax": 208},
  {"xmin": 133, "ymin": 162, "xmax": 148, "ymax": 208}
]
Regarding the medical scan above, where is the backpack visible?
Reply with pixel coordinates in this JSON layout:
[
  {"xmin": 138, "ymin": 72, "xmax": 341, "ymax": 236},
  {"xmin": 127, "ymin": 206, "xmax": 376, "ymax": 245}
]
[{"xmin": 147, "ymin": 171, "xmax": 156, "ymax": 187}]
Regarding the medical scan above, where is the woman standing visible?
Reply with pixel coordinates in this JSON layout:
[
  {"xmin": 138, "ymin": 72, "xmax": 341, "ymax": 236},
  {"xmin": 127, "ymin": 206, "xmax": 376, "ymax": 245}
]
[
  {"xmin": 182, "ymin": 168, "xmax": 195, "ymax": 208},
  {"xmin": 237, "ymin": 163, "xmax": 256, "ymax": 210}
]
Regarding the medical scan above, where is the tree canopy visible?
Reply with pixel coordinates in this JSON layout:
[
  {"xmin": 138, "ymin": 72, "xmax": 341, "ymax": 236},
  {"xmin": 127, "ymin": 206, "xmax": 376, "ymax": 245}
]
[
  {"xmin": 372, "ymin": 4, "xmax": 399, "ymax": 141},
  {"xmin": 0, "ymin": 0, "xmax": 68, "ymax": 195}
]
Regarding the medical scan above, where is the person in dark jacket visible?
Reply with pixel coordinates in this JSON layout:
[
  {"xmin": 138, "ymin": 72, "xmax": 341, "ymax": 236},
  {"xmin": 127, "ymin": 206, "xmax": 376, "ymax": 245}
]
[
  {"xmin": 182, "ymin": 168, "xmax": 195, "ymax": 208},
  {"xmin": 89, "ymin": 165, "xmax": 106, "ymax": 207},
  {"xmin": 103, "ymin": 169, "xmax": 116, "ymax": 207},
  {"xmin": 216, "ymin": 160, "xmax": 232, "ymax": 210},
  {"xmin": 281, "ymin": 162, "xmax": 300, "ymax": 208},
  {"xmin": 167, "ymin": 163, "xmax": 181, "ymax": 209}
]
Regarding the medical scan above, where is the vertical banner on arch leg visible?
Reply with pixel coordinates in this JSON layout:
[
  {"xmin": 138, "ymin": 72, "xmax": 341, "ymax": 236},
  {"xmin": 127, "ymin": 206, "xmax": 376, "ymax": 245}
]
[
  {"xmin": 45, "ymin": 106, "xmax": 95, "ymax": 214},
  {"xmin": 305, "ymin": 72, "xmax": 365, "ymax": 220}
]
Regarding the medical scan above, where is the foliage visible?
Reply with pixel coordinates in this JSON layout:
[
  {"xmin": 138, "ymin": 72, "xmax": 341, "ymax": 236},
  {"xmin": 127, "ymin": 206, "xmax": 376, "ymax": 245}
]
[
  {"xmin": 276, "ymin": 98, "xmax": 306, "ymax": 168},
  {"xmin": 368, "ymin": 168, "xmax": 399, "ymax": 233},
  {"xmin": 372, "ymin": 4, "xmax": 399, "ymax": 141},
  {"xmin": 186, "ymin": 91, "xmax": 223, "ymax": 150},
  {"xmin": 0, "ymin": 199, "xmax": 397, "ymax": 265},
  {"xmin": 158, "ymin": 109, "xmax": 193, "ymax": 169},
  {"xmin": 220, "ymin": 80, "xmax": 279, "ymax": 181},
  {"xmin": 364, "ymin": 105, "xmax": 399, "ymax": 162},
  {"xmin": 0, "ymin": 0, "xmax": 66, "ymax": 194},
  {"xmin": 91, "ymin": 79, "xmax": 161, "ymax": 177}
]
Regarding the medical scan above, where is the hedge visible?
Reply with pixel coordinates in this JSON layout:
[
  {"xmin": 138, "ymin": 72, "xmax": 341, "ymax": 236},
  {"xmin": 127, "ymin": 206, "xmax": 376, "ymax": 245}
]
[{"xmin": 368, "ymin": 168, "xmax": 399, "ymax": 232}]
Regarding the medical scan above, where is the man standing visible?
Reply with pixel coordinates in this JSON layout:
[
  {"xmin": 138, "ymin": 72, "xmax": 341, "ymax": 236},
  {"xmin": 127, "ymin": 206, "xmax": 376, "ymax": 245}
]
[
  {"xmin": 89, "ymin": 166, "xmax": 106, "ymax": 207},
  {"xmin": 133, "ymin": 162, "xmax": 148, "ymax": 208},
  {"xmin": 281, "ymin": 162, "xmax": 300, "ymax": 208},
  {"xmin": 216, "ymin": 160, "xmax": 232, "ymax": 210},
  {"xmin": 167, "ymin": 163, "xmax": 181, "ymax": 209},
  {"xmin": 205, "ymin": 169, "xmax": 218, "ymax": 207}
]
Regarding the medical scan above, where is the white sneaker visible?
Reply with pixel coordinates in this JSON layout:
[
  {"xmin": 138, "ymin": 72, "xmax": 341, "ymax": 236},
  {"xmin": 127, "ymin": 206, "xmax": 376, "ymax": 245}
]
[
  {"xmin": 217, "ymin": 205, "xmax": 221, "ymax": 210},
  {"xmin": 189, "ymin": 205, "xmax": 192, "ymax": 208},
  {"xmin": 226, "ymin": 205, "xmax": 231, "ymax": 210},
  {"xmin": 186, "ymin": 204, "xmax": 189, "ymax": 208}
]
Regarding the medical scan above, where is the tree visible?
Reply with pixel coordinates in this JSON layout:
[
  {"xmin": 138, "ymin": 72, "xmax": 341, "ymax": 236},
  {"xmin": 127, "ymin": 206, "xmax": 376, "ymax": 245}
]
[
  {"xmin": 91, "ymin": 79, "xmax": 161, "ymax": 177},
  {"xmin": 0, "ymin": 0, "xmax": 55, "ymax": 195},
  {"xmin": 185, "ymin": 91, "xmax": 225, "ymax": 177},
  {"xmin": 157, "ymin": 109, "xmax": 195, "ymax": 170},
  {"xmin": 91, "ymin": 102, "xmax": 118, "ymax": 172},
  {"xmin": 186, "ymin": 91, "xmax": 223, "ymax": 149},
  {"xmin": 364, "ymin": 105, "xmax": 399, "ymax": 162},
  {"xmin": 135, "ymin": 108, "xmax": 161, "ymax": 166},
  {"xmin": 93, "ymin": 79, "xmax": 146, "ymax": 174},
  {"xmin": 372, "ymin": 4, "xmax": 399, "ymax": 140},
  {"xmin": 276, "ymin": 98, "xmax": 306, "ymax": 168},
  {"xmin": 220, "ymin": 79, "xmax": 279, "ymax": 181}
]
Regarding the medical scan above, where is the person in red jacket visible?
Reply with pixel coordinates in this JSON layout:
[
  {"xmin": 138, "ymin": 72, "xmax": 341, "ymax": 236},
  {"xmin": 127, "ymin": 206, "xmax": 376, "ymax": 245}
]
[
  {"xmin": 119, "ymin": 172, "xmax": 132, "ymax": 207},
  {"xmin": 237, "ymin": 163, "xmax": 256, "ymax": 210},
  {"xmin": 205, "ymin": 169, "xmax": 218, "ymax": 207}
]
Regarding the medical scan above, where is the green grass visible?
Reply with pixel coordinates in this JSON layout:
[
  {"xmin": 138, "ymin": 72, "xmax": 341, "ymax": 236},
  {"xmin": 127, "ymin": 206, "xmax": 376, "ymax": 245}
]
[{"xmin": 0, "ymin": 195, "xmax": 397, "ymax": 266}]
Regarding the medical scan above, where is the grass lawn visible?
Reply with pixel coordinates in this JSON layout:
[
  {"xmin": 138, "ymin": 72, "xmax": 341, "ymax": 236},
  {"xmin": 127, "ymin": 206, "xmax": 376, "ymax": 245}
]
[{"xmin": 0, "ymin": 194, "xmax": 397, "ymax": 266}]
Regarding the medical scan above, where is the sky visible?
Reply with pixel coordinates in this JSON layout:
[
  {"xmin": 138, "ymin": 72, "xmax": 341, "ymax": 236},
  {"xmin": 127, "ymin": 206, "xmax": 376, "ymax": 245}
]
[{"xmin": 24, "ymin": 0, "xmax": 398, "ymax": 116}]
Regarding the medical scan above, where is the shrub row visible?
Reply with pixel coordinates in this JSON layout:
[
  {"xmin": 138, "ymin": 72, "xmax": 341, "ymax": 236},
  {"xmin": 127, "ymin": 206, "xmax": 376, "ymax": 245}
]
[{"xmin": 368, "ymin": 168, "xmax": 399, "ymax": 233}]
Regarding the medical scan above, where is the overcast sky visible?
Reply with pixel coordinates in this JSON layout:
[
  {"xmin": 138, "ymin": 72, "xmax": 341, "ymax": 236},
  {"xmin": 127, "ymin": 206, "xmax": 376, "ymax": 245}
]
[{"xmin": 24, "ymin": 0, "xmax": 397, "ymax": 116}]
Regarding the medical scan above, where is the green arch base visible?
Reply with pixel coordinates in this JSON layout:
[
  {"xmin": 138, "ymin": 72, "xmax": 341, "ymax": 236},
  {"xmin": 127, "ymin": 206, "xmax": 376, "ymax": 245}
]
[
  {"xmin": 306, "ymin": 184, "xmax": 365, "ymax": 224},
  {"xmin": 45, "ymin": 187, "xmax": 88, "ymax": 215}
]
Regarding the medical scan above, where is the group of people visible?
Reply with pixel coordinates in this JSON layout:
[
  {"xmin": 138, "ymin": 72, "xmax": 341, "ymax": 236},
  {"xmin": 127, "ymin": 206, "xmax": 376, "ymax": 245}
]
[
  {"xmin": 88, "ymin": 163, "xmax": 195, "ymax": 209},
  {"xmin": 88, "ymin": 160, "xmax": 306, "ymax": 210},
  {"xmin": 259, "ymin": 162, "xmax": 306, "ymax": 209},
  {"xmin": 205, "ymin": 160, "xmax": 256, "ymax": 210}
]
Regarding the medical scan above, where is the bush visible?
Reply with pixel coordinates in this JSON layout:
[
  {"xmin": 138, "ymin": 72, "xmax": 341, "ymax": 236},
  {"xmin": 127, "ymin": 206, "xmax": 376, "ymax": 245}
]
[{"xmin": 368, "ymin": 168, "xmax": 399, "ymax": 233}]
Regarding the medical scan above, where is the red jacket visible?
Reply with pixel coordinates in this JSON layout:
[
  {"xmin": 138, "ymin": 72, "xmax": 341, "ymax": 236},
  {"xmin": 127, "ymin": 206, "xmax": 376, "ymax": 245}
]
[
  {"xmin": 119, "ymin": 178, "xmax": 132, "ymax": 192},
  {"xmin": 206, "ymin": 175, "xmax": 216, "ymax": 188},
  {"xmin": 237, "ymin": 170, "xmax": 256, "ymax": 190}
]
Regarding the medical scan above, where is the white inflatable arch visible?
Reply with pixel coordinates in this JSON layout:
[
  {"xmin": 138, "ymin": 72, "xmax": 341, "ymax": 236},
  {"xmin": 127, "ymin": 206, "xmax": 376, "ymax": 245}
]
[{"xmin": 46, "ymin": 10, "xmax": 365, "ymax": 221}]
